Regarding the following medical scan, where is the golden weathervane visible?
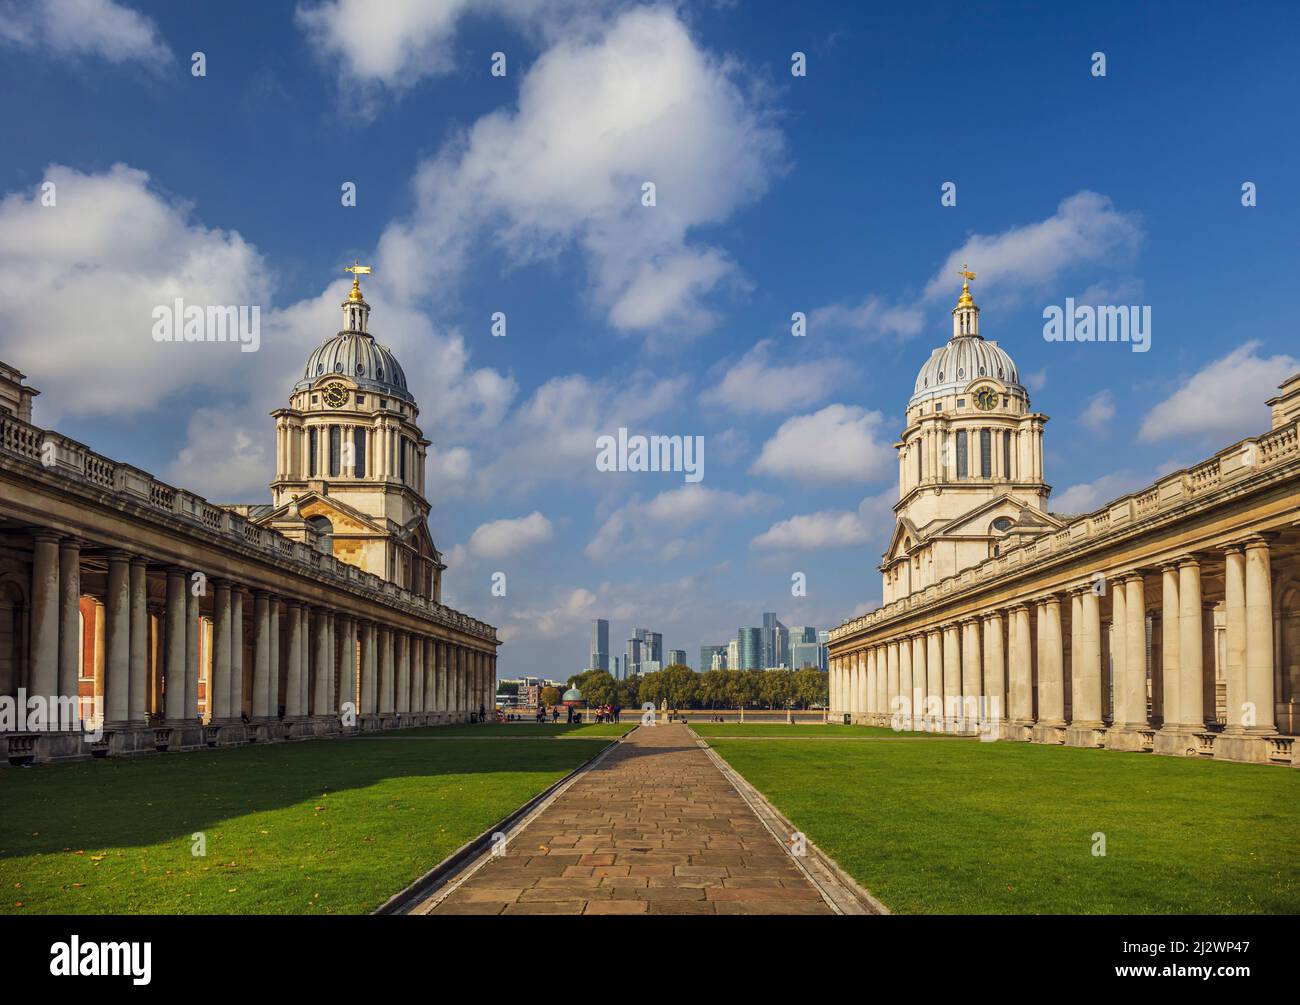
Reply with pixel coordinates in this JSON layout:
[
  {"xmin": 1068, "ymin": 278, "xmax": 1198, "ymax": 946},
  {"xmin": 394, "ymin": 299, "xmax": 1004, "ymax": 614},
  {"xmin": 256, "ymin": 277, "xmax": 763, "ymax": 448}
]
[{"xmin": 345, "ymin": 261, "xmax": 372, "ymax": 302}]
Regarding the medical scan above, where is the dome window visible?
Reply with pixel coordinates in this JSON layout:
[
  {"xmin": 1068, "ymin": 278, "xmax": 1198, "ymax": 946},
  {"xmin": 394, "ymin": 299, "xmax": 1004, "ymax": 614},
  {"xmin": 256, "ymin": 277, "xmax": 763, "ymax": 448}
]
[
  {"xmin": 979, "ymin": 366, "xmax": 986, "ymax": 375},
  {"xmin": 938, "ymin": 371, "xmax": 944, "ymax": 381},
  {"xmin": 356, "ymin": 363, "xmax": 365, "ymax": 375},
  {"xmin": 316, "ymin": 363, "xmax": 324, "ymax": 375},
  {"xmin": 376, "ymin": 366, "xmax": 384, "ymax": 378},
  {"xmin": 334, "ymin": 362, "xmax": 343, "ymax": 372},
  {"xmin": 998, "ymin": 368, "xmax": 1004, "ymax": 378},
  {"xmin": 958, "ymin": 368, "xmax": 964, "ymax": 378}
]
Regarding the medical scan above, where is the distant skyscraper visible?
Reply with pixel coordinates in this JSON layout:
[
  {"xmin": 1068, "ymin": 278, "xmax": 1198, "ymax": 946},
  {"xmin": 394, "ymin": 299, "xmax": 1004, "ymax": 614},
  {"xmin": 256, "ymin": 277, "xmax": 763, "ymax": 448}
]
[
  {"xmin": 590, "ymin": 618, "xmax": 609, "ymax": 672},
  {"xmin": 700, "ymin": 644, "xmax": 727, "ymax": 671},
  {"xmin": 761, "ymin": 613, "xmax": 789, "ymax": 668},
  {"xmin": 626, "ymin": 628, "xmax": 661, "ymax": 676},
  {"xmin": 667, "ymin": 649, "xmax": 687, "ymax": 668},
  {"xmin": 727, "ymin": 638, "xmax": 740, "ymax": 669},
  {"xmin": 738, "ymin": 627, "xmax": 762, "ymax": 670}
]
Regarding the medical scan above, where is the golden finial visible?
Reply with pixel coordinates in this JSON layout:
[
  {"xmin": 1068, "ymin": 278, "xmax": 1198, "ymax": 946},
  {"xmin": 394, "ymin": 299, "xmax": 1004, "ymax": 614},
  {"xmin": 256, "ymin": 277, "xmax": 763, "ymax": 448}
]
[
  {"xmin": 344, "ymin": 261, "xmax": 372, "ymax": 302},
  {"xmin": 956, "ymin": 264, "xmax": 976, "ymax": 306}
]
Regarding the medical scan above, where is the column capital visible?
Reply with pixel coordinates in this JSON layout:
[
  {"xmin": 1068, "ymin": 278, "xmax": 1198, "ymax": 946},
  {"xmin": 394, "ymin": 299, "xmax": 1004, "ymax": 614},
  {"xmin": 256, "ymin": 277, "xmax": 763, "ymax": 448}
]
[
  {"xmin": 1242, "ymin": 532, "xmax": 1279, "ymax": 550},
  {"xmin": 1006, "ymin": 602, "xmax": 1029, "ymax": 613},
  {"xmin": 31, "ymin": 529, "xmax": 63, "ymax": 544}
]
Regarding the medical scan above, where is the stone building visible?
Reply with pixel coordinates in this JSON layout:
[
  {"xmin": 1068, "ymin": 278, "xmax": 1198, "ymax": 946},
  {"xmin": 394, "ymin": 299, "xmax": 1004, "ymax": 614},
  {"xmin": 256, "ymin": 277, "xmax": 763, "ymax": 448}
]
[
  {"xmin": 0, "ymin": 269, "xmax": 499, "ymax": 763},
  {"xmin": 828, "ymin": 272, "xmax": 1300, "ymax": 765}
]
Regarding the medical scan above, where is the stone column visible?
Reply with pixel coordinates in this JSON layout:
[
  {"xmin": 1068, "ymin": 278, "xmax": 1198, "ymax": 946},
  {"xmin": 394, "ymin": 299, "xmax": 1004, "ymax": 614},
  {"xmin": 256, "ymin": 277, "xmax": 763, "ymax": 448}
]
[
  {"xmin": 185, "ymin": 576, "xmax": 200, "ymax": 721},
  {"xmin": 873, "ymin": 646, "xmax": 887, "ymax": 724},
  {"xmin": 1033, "ymin": 596, "xmax": 1064, "ymax": 739},
  {"xmin": 378, "ymin": 627, "xmax": 394, "ymax": 715},
  {"xmin": 1125, "ymin": 575, "xmax": 1148, "ymax": 734},
  {"xmin": 925, "ymin": 630, "xmax": 942, "ymax": 731},
  {"xmin": 284, "ymin": 602, "xmax": 303, "ymax": 719},
  {"xmin": 298, "ymin": 605, "xmax": 310, "ymax": 717},
  {"xmin": 412, "ymin": 631, "xmax": 425, "ymax": 714},
  {"xmin": 396, "ymin": 632, "xmax": 411, "ymax": 714},
  {"xmin": 911, "ymin": 635, "xmax": 927, "ymax": 731},
  {"xmin": 164, "ymin": 568, "xmax": 187, "ymax": 724},
  {"xmin": 104, "ymin": 552, "xmax": 132, "ymax": 727},
  {"xmin": 1109, "ymin": 575, "xmax": 1129, "ymax": 727},
  {"xmin": 982, "ymin": 611, "xmax": 1005, "ymax": 734},
  {"xmin": 942, "ymin": 624, "xmax": 961, "ymax": 732},
  {"xmin": 129, "ymin": 557, "xmax": 148, "ymax": 726},
  {"xmin": 862, "ymin": 650, "xmax": 875, "ymax": 722},
  {"xmin": 1068, "ymin": 587, "xmax": 1104, "ymax": 745},
  {"xmin": 1219, "ymin": 536, "xmax": 1279, "ymax": 763},
  {"xmin": 898, "ymin": 636, "xmax": 913, "ymax": 729},
  {"xmin": 30, "ymin": 531, "xmax": 60, "ymax": 704},
  {"xmin": 885, "ymin": 642, "xmax": 900, "ymax": 726},
  {"xmin": 1222, "ymin": 545, "xmax": 1246, "ymax": 733},
  {"xmin": 57, "ymin": 538, "xmax": 80, "ymax": 728},
  {"xmin": 211, "ymin": 579, "xmax": 232, "ymax": 723},
  {"xmin": 425, "ymin": 640, "xmax": 436, "ymax": 714},
  {"xmin": 1244, "ymin": 536, "xmax": 1277, "ymax": 736},
  {"xmin": 313, "ymin": 610, "xmax": 330, "ymax": 719},
  {"xmin": 1007, "ymin": 605, "xmax": 1033, "ymax": 737},
  {"xmin": 230, "ymin": 589, "xmax": 244, "ymax": 721},
  {"xmin": 252, "ymin": 592, "xmax": 271, "ymax": 721},
  {"xmin": 355, "ymin": 621, "xmax": 370, "ymax": 716},
  {"xmin": 960, "ymin": 618, "xmax": 982, "ymax": 732},
  {"xmin": 1154, "ymin": 563, "xmax": 1190, "ymax": 755},
  {"xmin": 337, "ymin": 617, "xmax": 355, "ymax": 717},
  {"xmin": 258, "ymin": 592, "xmax": 271, "ymax": 717}
]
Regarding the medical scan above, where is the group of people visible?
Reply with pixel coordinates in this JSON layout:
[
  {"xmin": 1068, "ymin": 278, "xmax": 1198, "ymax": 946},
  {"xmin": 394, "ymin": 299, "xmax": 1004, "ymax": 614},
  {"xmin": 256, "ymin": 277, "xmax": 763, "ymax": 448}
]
[{"xmin": 591, "ymin": 704, "xmax": 622, "ymax": 724}]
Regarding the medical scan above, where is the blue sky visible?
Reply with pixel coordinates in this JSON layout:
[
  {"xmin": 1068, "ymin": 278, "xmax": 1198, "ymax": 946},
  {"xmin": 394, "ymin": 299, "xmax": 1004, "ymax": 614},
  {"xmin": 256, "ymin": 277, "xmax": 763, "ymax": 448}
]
[{"xmin": 2, "ymin": 0, "xmax": 1297, "ymax": 677}]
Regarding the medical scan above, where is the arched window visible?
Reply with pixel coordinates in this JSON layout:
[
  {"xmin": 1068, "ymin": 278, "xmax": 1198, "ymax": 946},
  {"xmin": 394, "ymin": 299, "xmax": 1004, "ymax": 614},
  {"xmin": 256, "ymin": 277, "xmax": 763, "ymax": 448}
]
[
  {"xmin": 991, "ymin": 517, "xmax": 1013, "ymax": 533},
  {"xmin": 306, "ymin": 516, "xmax": 333, "ymax": 555},
  {"xmin": 956, "ymin": 430, "xmax": 968, "ymax": 478}
]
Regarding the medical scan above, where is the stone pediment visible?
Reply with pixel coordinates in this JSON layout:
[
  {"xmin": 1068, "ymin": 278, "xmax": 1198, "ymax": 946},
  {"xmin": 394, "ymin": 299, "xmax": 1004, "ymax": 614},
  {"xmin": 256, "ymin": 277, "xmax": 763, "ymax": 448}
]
[
  {"xmin": 255, "ymin": 491, "xmax": 387, "ymax": 537},
  {"xmin": 930, "ymin": 493, "xmax": 1063, "ymax": 539}
]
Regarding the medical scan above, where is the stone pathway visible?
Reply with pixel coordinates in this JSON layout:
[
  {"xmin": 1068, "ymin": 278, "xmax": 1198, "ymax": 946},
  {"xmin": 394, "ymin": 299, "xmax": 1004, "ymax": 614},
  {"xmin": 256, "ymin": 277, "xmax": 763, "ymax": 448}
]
[{"xmin": 420, "ymin": 723, "xmax": 834, "ymax": 915}]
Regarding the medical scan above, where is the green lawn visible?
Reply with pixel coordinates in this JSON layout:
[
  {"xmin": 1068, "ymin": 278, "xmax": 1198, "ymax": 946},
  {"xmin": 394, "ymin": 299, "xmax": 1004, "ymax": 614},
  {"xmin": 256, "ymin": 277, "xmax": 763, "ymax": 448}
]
[
  {"xmin": 699, "ymin": 727, "xmax": 1300, "ymax": 914},
  {"xmin": 692, "ymin": 722, "xmax": 949, "ymax": 738},
  {"xmin": 400, "ymin": 722, "xmax": 635, "ymax": 738},
  {"xmin": 0, "ymin": 728, "xmax": 617, "ymax": 915}
]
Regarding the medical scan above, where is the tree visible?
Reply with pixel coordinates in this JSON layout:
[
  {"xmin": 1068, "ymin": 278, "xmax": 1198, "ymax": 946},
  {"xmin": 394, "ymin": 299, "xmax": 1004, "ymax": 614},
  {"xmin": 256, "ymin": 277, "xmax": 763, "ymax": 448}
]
[
  {"xmin": 697, "ymin": 668, "xmax": 729, "ymax": 709},
  {"xmin": 540, "ymin": 686, "xmax": 561, "ymax": 707},
  {"xmin": 638, "ymin": 671, "xmax": 664, "ymax": 708},
  {"xmin": 568, "ymin": 669, "xmax": 617, "ymax": 707},
  {"xmin": 660, "ymin": 665, "xmax": 698, "ymax": 708},
  {"xmin": 760, "ymin": 669, "xmax": 795, "ymax": 709},
  {"xmin": 793, "ymin": 667, "xmax": 827, "ymax": 708},
  {"xmin": 496, "ymin": 681, "xmax": 519, "ymax": 696}
]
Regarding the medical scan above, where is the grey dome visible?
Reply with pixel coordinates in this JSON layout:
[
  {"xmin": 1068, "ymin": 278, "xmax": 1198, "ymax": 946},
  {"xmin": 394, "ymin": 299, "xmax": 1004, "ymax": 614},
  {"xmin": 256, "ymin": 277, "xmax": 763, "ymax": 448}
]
[
  {"xmin": 297, "ymin": 332, "xmax": 413, "ymax": 403},
  {"xmin": 911, "ymin": 337, "xmax": 1021, "ymax": 406}
]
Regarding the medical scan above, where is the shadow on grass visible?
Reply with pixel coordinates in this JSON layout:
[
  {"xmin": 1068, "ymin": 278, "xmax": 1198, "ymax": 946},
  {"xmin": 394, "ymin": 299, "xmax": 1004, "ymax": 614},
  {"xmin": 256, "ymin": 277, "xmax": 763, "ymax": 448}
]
[{"xmin": 0, "ymin": 729, "xmax": 612, "ymax": 860}]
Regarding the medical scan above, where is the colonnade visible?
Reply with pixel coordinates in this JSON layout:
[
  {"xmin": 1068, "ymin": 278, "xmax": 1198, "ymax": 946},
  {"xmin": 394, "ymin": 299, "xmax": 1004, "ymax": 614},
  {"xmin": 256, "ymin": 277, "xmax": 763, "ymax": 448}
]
[
  {"xmin": 16, "ymin": 532, "xmax": 497, "ymax": 759},
  {"xmin": 830, "ymin": 535, "xmax": 1289, "ymax": 763}
]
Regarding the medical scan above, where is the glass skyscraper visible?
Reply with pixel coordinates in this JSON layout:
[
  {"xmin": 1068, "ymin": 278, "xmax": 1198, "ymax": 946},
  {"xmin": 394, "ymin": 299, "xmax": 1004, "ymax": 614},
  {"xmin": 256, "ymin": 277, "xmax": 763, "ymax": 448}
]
[{"xmin": 590, "ymin": 618, "xmax": 609, "ymax": 672}]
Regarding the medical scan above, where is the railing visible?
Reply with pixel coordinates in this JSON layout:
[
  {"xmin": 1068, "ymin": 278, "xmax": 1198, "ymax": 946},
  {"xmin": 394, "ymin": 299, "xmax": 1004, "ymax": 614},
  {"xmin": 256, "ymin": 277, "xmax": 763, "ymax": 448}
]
[
  {"xmin": 0, "ymin": 414, "xmax": 499, "ymax": 643},
  {"xmin": 830, "ymin": 417, "xmax": 1300, "ymax": 642}
]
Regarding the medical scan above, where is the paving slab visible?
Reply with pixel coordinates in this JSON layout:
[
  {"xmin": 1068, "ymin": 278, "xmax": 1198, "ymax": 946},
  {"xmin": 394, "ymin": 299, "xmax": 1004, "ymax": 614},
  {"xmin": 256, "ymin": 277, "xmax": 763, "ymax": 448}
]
[{"xmin": 421, "ymin": 723, "xmax": 834, "ymax": 915}]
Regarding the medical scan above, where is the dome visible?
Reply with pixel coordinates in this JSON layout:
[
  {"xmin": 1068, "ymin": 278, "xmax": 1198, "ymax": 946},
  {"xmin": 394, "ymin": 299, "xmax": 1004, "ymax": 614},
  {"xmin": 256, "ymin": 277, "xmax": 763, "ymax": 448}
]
[
  {"xmin": 296, "ymin": 331, "xmax": 413, "ymax": 403},
  {"xmin": 911, "ymin": 337, "xmax": 1021, "ymax": 406},
  {"xmin": 562, "ymin": 686, "xmax": 582, "ymax": 703}
]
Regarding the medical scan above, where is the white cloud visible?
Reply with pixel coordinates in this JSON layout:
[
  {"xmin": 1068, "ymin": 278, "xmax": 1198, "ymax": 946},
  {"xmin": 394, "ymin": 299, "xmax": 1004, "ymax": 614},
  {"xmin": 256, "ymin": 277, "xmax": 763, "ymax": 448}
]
[
  {"xmin": 296, "ymin": 0, "xmax": 607, "ymax": 96},
  {"xmin": 0, "ymin": 164, "xmax": 268, "ymax": 421},
  {"xmin": 585, "ymin": 484, "xmax": 766, "ymax": 561},
  {"xmin": 0, "ymin": 0, "xmax": 171, "ymax": 64},
  {"xmin": 467, "ymin": 512, "xmax": 554, "ymax": 559},
  {"xmin": 751, "ymin": 487, "xmax": 895, "ymax": 553},
  {"xmin": 752, "ymin": 404, "xmax": 894, "ymax": 483},
  {"xmin": 1139, "ymin": 342, "xmax": 1298, "ymax": 445},
  {"xmin": 1052, "ymin": 471, "xmax": 1149, "ymax": 515},
  {"xmin": 709, "ymin": 339, "xmax": 849, "ymax": 414},
  {"xmin": 164, "ymin": 407, "xmax": 273, "ymax": 499},
  {"xmin": 374, "ymin": 5, "xmax": 782, "ymax": 335},
  {"xmin": 922, "ymin": 191, "xmax": 1142, "ymax": 302},
  {"xmin": 1079, "ymin": 390, "xmax": 1115, "ymax": 432},
  {"xmin": 809, "ymin": 295, "xmax": 923, "ymax": 340},
  {"xmin": 752, "ymin": 510, "xmax": 870, "ymax": 551}
]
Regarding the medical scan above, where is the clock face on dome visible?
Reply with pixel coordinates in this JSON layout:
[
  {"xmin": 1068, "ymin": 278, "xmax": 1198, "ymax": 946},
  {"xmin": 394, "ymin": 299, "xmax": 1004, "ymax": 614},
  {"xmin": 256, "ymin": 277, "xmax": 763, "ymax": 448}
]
[
  {"xmin": 322, "ymin": 382, "xmax": 348, "ymax": 408},
  {"xmin": 974, "ymin": 387, "xmax": 998, "ymax": 411}
]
